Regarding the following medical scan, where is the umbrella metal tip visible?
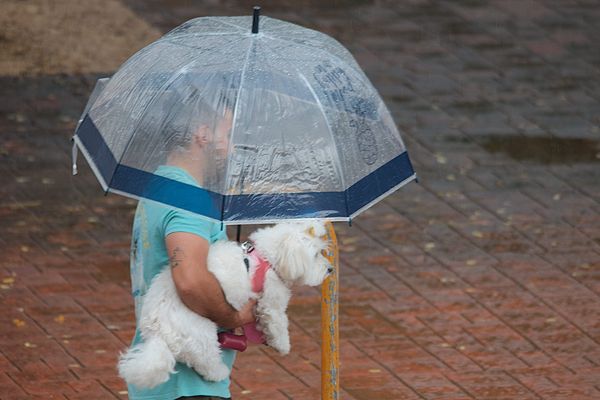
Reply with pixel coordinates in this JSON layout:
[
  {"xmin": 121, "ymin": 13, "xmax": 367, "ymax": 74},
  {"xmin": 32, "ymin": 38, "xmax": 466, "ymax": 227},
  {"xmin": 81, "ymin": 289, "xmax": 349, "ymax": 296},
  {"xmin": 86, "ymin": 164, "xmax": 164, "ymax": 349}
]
[{"xmin": 252, "ymin": 6, "xmax": 261, "ymax": 34}]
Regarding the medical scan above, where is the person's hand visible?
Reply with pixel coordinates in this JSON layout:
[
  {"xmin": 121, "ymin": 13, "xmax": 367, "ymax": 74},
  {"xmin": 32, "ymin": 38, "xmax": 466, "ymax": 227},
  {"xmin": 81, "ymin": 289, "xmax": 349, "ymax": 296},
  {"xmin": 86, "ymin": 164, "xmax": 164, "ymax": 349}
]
[{"xmin": 235, "ymin": 298, "xmax": 257, "ymax": 327}]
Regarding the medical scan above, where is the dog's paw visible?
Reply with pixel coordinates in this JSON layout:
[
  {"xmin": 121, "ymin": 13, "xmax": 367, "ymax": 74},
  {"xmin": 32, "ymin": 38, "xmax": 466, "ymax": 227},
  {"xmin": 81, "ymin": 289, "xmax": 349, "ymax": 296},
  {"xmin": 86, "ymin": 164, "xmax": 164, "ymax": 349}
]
[
  {"xmin": 199, "ymin": 362, "xmax": 230, "ymax": 382},
  {"xmin": 269, "ymin": 337, "xmax": 291, "ymax": 355}
]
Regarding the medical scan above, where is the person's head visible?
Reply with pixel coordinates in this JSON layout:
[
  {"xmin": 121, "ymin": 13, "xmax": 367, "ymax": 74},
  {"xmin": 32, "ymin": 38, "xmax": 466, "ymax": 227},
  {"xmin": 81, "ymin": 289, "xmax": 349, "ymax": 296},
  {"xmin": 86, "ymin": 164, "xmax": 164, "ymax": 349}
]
[
  {"xmin": 163, "ymin": 87, "xmax": 233, "ymax": 156},
  {"xmin": 157, "ymin": 86, "xmax": 235, "ymax": 190}
]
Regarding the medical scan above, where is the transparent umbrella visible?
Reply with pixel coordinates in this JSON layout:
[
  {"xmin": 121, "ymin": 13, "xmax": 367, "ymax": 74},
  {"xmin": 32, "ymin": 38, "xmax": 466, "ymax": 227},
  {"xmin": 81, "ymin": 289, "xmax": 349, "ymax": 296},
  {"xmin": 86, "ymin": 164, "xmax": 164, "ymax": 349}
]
[{"xmin": 72, "ymin": 9, "xmax": 417, "ymax": 225}]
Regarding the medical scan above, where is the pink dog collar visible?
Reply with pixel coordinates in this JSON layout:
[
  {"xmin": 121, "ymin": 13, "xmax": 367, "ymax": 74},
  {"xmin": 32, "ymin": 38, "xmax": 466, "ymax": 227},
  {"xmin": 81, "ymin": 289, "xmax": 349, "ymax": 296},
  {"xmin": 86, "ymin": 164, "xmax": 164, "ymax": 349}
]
[
  {"xmin": 241, "ymin": 241, "xmax": 269, "ymax": 344},
  {"xmin": 246, "ymin": 248, "xmax": 270, "ymax": 293}
]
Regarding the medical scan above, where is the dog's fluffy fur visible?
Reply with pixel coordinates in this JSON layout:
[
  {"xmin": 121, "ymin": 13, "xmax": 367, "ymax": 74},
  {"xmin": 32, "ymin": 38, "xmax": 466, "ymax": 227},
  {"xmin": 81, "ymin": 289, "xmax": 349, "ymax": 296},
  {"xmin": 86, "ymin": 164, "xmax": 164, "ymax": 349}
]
[{"xmin": 118, "ymin": 221, "xmax": 331, "ymax": 389}]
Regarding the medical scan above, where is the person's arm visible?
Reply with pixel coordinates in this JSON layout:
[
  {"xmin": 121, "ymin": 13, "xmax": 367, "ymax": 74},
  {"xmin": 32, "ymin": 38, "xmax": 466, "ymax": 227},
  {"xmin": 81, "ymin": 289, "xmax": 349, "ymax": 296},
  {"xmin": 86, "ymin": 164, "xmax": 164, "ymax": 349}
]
[{"xmin": 166, "ymin": 232, "xmax": 255, "ymax": 330}]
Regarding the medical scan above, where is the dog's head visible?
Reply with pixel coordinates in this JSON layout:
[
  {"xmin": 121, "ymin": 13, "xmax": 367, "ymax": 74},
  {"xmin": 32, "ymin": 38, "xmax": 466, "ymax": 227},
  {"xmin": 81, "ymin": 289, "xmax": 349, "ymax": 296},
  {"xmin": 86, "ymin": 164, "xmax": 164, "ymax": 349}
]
[{"xmin": 250, "ymin": 221, "xmax": 332, "ymax": 287}]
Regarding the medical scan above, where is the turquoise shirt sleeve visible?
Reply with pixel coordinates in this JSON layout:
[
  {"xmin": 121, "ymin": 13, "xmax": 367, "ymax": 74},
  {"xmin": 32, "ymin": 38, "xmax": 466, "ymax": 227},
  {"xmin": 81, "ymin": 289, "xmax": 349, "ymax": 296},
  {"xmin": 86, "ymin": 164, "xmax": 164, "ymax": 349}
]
[{"xmin": 163, "ymin": 209, "xmax": 214, "ymax": 242}]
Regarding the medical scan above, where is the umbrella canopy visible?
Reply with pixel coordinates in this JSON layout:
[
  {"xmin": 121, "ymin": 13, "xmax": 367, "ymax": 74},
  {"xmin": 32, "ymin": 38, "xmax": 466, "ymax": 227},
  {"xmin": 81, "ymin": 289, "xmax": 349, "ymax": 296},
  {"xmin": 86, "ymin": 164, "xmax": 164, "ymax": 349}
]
[{"xmin": 73, "ymin": 12, "xmax": 416, "ymax": 225}]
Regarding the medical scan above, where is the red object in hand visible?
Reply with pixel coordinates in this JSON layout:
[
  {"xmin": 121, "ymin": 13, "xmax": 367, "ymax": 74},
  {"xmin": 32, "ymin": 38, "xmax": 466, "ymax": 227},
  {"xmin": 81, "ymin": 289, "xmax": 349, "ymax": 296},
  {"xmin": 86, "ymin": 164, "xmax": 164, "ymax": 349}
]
[
  {"xmin": 218, "ymin": 332, "xmax": 248, "ymax": 352},
  {"xmin": 243, "ymin": 322, "xmax": 266, "ymax": 344}
]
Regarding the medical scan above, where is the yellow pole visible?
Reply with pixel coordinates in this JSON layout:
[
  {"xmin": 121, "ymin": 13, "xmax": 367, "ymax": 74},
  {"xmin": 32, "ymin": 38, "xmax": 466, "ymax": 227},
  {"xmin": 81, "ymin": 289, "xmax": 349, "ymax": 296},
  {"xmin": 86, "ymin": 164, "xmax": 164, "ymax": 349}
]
[{"xmin": 321, "ymin": 221, "xmax": 339, "ymax": 399}]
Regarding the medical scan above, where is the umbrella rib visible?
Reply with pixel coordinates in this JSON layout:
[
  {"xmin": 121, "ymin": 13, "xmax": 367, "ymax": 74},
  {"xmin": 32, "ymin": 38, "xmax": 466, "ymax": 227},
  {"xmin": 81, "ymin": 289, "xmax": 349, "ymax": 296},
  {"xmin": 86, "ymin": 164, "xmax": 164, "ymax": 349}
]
[
  {"xmin": 161, "ymin": 32, "xmax": 244, "ymax": 42},
  {"xmin": 264, "ymin": 39, "xmax": 350, "ymax": 215},
  {"xmin": 221, "ymin": 36, "xmax": 254, "ymax": 199},
  {"xmin": 207, "ymin": 17, "xmax": 247, "ymax": 32}
]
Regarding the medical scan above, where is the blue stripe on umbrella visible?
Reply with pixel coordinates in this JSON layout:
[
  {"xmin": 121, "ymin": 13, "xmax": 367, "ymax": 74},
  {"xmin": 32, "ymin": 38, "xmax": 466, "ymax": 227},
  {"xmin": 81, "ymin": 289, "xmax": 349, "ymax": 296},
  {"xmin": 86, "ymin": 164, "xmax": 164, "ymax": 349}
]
[
  {"xmin": 346, "ymin": 151, "xmax": 415, "ymax": 215},
  {"xmin": 223, "ymin": 191, "xmax": 347, "ymax": 221},
  {"xmin": 77, "ymin": 114, "xmax": 414, "ymax": 221},
  {"xmin": 114, "ymin": 164, "xmax": 224, "ymax": 220}
]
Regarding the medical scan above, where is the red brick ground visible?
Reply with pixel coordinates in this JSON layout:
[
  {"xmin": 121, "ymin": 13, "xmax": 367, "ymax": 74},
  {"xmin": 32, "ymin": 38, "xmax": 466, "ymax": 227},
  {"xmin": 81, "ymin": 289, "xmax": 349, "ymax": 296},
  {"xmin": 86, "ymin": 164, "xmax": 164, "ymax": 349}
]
[{"xmin": 2, "ymin": 0, "xmax": 600, "ymax": 399}]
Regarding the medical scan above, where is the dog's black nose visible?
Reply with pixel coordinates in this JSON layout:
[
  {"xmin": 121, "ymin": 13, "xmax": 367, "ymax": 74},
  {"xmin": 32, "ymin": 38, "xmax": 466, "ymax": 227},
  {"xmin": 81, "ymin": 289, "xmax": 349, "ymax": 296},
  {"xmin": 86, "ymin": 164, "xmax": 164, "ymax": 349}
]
[{"xmin": 327, "ymin": 266, "xmax": 334, "ymax": 274}]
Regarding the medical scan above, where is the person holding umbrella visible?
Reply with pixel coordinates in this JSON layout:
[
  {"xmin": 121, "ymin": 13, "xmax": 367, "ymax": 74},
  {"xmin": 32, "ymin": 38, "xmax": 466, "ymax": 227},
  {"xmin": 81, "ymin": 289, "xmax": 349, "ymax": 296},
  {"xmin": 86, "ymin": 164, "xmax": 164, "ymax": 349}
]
[
  {"xmin": 126, "ymin": 90, "xmax": 255, "ymax": 400},
  {"xmin": 71, "ymin": 9, "xmax": 417, "ymax": 399}
]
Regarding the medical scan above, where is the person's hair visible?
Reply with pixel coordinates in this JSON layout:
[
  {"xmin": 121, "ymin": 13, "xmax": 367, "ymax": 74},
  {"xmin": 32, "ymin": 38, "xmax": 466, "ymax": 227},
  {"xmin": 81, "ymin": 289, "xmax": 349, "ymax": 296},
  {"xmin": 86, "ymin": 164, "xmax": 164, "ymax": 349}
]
[{"xmin": 162, "ymin": 87, "xmax": 235, "ymax": 154}]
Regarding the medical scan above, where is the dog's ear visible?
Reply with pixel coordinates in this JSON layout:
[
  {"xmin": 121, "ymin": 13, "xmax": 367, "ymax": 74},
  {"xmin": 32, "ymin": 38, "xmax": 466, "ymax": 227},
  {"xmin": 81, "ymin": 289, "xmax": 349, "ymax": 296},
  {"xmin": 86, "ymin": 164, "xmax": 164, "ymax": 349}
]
[
  {"xmin": 305, "ymin": 220, "xmax": 327, "ymax": 239},
  {"xmin": 275, "ymin": 231, "xmax": 313, "ymax": 283}
]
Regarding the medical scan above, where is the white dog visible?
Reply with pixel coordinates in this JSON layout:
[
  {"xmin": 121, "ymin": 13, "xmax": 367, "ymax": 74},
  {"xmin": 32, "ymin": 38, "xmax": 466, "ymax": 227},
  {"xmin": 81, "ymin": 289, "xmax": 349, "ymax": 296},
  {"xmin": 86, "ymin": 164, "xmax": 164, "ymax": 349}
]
[{"xmin": 118, "ymin": 221, "xmax": 331, "ymax": 389}]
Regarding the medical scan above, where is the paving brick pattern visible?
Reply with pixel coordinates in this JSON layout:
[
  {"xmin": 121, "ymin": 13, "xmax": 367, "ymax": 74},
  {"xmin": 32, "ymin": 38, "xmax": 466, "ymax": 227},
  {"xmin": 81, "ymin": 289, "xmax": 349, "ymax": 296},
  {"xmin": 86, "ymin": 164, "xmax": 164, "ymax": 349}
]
[{"xmin": 1, "ymin": 0, "xmax": 600, "ymax": 399}]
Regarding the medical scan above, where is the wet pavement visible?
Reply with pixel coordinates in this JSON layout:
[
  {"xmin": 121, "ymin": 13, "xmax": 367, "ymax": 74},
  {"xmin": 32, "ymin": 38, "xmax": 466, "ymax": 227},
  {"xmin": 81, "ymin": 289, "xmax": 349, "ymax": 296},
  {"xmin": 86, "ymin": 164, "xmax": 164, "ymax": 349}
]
[{"xmin": 1, "ymin": 0, "xmax": 600, "ymax": 399}]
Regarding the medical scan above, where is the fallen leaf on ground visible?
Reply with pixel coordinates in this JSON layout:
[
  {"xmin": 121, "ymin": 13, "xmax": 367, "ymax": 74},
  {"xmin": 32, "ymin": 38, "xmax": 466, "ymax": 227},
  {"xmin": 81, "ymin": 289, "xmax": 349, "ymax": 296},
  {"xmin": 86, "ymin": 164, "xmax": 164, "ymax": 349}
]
[
  {"xmin": 12, "ymin": 319, "xmax": 25, "ymax": 327},
  {"xmin": 367, "ymin": 256, "xmax": 394, "ymax": 266}
]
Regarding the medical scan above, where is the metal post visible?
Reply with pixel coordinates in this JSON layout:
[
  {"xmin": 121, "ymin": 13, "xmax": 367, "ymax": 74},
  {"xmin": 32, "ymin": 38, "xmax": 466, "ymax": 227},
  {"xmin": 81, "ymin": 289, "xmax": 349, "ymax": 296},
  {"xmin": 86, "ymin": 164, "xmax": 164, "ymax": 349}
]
[{"xmin": 321, "ymin": 221, "xmax": 339, "ymax": 399}]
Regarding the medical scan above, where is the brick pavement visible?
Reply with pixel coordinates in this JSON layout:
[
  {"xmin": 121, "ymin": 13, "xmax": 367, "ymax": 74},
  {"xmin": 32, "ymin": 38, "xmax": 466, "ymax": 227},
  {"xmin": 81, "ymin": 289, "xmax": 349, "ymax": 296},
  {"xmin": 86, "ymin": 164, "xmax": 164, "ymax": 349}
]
[{"xmin": 1, "ymin": 0, "xmax": 600, "ymax": 399}]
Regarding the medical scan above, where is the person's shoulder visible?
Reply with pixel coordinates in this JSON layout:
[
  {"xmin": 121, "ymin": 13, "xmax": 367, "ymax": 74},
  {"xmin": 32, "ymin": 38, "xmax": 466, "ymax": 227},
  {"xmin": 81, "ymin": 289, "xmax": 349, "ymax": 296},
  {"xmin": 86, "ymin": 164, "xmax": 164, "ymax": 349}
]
[
  {"xmin": 154, "ymin": 165, "xmax": 196, "ymax": 186},
  {"xmin": 164, "ymin": 205, "xmax": 222, "ymax": 241}
]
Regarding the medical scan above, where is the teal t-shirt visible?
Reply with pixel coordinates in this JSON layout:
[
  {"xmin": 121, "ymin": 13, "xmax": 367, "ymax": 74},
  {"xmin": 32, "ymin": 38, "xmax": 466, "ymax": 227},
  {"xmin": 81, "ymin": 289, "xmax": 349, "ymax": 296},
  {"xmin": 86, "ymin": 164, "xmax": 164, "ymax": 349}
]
[{"xmin": 128, "ymin": 165, "xmax": 233, "ymax": 400}]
